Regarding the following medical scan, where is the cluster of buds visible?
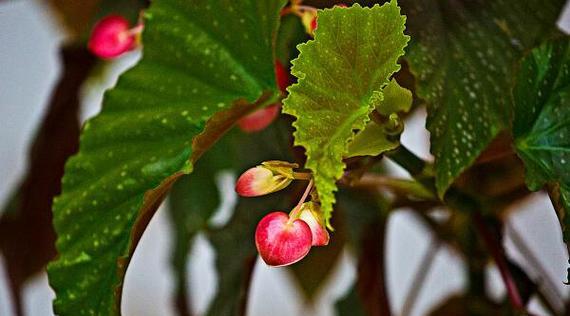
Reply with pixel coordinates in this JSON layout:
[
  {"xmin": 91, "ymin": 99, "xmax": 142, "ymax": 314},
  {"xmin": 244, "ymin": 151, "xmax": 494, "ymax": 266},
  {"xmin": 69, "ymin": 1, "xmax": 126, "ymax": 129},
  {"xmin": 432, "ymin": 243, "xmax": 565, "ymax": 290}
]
[
  {"xmin": 88, "ymin": 14, "xmax": 144, "ymax": 59},
  {"xmin": 236, "ymin": 161, "xmax": 328, "ymax": 266}
]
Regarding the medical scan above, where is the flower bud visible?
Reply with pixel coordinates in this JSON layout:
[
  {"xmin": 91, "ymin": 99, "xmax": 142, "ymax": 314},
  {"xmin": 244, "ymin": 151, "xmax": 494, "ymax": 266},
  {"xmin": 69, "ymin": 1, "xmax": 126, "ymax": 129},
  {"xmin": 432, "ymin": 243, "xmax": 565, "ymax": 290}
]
[
  {"xmin": 88, "ymin": 15, "xmax": 139, "ymax": 59},
  {"xmin": 235, "ymin": 161, "xmax": 298, "ymax": 197},
  {"xmin": 255, "ymin": 211, "xmax": 312, "ymax": 266},
  {"xmin": 298, "ymin": 202, "xmax": 329, "ymax": 246},
  {"xmin": 237, "ymin": 104, "xmax": 280, "ymax": 133}
]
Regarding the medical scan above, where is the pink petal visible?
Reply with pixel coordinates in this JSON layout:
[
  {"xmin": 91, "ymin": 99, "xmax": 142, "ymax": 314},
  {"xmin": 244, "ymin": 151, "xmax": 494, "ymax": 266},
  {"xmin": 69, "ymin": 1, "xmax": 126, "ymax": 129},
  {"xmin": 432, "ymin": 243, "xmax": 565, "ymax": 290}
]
[
  {"xmin": 299, "ymin": 207, "xmax": 329, "ymax": 246},
  {"xmin": 255, "ymin": 212, "xmax": 312, "ymax": 266}
]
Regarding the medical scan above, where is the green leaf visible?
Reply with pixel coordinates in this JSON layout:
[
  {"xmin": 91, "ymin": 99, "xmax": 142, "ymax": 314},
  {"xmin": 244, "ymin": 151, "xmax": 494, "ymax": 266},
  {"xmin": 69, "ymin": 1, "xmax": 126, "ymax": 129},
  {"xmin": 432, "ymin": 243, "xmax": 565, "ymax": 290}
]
[
  {"xmin": 512, "ymin": 39, "xmax": 570, "ymax": 241},
  {"xmin": 47, "ymin": 0, "xmax": 286, "ymax": 314},
  {"xmin": 376, "ymin": 78, "xmax": 413, "ymax": 116},
  {"xmin": 283, "ymin": 1, "xmax": 409, "ymax": 224},
  {"xmin": 346, "ymin": 123, "xmax": 399, "ymax": 158},
  {"xmin": 400, "ymin": 0, "xmax": 565, "ymax": 197},
  {"xmin": 346, "ymin": 79, "xmax": 412, "ymax": 157}
]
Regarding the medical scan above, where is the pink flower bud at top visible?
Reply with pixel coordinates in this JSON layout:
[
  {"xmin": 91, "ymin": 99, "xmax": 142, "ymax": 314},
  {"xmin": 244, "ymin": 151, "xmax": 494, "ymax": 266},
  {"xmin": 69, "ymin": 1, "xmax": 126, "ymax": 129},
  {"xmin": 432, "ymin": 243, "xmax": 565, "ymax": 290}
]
[
  {"xmin": 298, "ymin": 202, "xmax": 329, "ymax": 246},
  {"xmin": 235, "ymin": 161, "xmax": 298, "ymax": 197},
  {"xmin": 255, "ymin": 211, "xmax": 312, "ymax": 266},
  {"xmin": 237, "ymin": 104, "xmax": 280, "ymax": 133},
  {"xmin": 88, "ymin": 15, "xmax": 139, "ymax": 59}
]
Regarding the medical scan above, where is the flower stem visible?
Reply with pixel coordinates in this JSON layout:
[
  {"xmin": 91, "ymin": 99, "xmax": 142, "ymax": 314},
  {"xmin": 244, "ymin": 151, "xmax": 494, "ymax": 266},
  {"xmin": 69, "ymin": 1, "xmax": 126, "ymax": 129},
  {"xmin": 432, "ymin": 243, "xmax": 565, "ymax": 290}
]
[
  {"xmin": 288, "ymin": 179, "xmax": 313, "ymax": 222},
  {"xmin": 292, "ymin": 170, "xmax": 312, "ymax": 180}
]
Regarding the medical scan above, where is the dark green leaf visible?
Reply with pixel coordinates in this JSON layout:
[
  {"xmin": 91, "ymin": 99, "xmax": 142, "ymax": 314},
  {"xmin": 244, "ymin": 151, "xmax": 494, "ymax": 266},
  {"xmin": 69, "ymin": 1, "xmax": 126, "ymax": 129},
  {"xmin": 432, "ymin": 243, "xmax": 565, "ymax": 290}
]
[
  {"xmin": 512, "ymin": 39, "xmax": 570, "ymax": 241},
  {"xmin": 283, "ymin": 1, "xmax": 409, "ymax": 225},
  {"xmin": 47, "ymin": 0, "xmax": 286, "ymax": 314},
  {"xmin": 400, "ymin": 0, "xmax": 565, "ymax": 197}
]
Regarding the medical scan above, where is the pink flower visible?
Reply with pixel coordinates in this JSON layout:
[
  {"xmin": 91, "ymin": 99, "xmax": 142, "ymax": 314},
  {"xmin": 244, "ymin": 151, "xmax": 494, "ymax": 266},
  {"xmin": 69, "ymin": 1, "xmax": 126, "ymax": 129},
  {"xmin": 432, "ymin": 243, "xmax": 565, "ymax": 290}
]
[
  {"xmin": 255, "ymin": 212, "xmax": 312, "ymax": 266},
  {"xmin": 298, "ymin": 202, "xmax": 329, "ymax": 246},
  {"xmin": 235, "ymin": 161, "xmax": 297, "ymax": 197},
  {"xmin": 88, "ymin": 15, "xmax": 141, "ymax": 59}
]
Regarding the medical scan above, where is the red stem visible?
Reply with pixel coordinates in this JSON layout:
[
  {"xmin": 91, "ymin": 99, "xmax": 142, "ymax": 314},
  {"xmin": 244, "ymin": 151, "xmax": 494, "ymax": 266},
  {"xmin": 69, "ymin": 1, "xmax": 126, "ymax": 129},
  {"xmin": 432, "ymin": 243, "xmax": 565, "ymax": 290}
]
[{"xmin": 472, "ymin": 212, "xmax": 525, "ymax": 310}]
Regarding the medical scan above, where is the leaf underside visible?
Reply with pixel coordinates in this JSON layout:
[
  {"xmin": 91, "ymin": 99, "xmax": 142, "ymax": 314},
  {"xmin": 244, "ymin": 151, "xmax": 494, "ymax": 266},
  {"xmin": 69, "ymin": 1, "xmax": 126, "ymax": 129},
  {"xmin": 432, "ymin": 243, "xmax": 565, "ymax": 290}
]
[
  {"xmin": 512, "ymin": 39, "xmax": 570, "ymax": 241},
  {"xmin": 47, "ymin": 0, "xmax": 285, "ymax": 314},
  {"xmin": 400, "ymin": 0, "xmax": 565, "ymax": 197},
  {"xmin": 283, "ymin": 1, "xmax": 409, "ymax": 224}
]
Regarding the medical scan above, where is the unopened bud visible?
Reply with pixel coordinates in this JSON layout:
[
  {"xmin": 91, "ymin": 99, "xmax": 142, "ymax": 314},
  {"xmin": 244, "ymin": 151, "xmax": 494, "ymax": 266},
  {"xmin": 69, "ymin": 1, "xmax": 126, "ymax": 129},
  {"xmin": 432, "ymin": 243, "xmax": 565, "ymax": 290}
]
[
  {"xmin": 235, "ymin": 161, "xmax": 298, "ymax": 197},
  {"xmin": 298, "ymin": 202, "xmax": 329, "ymax": 246}
]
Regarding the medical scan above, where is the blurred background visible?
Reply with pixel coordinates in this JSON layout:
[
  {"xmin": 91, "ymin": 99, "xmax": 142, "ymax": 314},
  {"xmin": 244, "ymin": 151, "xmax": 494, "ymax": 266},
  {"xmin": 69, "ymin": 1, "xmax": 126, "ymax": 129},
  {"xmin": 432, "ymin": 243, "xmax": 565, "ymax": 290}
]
[{"xmin": 1, "ymin": 0, "xmax": 570, "ymax": 315}]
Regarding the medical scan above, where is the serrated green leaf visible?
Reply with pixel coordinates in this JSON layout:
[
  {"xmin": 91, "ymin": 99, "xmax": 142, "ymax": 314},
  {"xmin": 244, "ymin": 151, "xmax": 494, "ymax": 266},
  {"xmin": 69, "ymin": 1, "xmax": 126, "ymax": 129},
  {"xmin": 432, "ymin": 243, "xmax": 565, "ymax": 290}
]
[
  {"xmin": 346, "ymin": 123, "xmax": 399, "ymax": 157},
  {"xmin": 512, "ymin": 39, "xmax": 570, "ymax": 241},
  {"xmin": 346, "ymin": 79, "xmax": 412, "ymax": 157},
  {"xmin": 283, "ymin": 1, "xmax": 409, "ymax": 224},
  {"xmin": 400, "ymin": 0, "xmax": 565, "ymax": 197},
  {"xmin": 376, "ymin": 78, "xmax": 413, "ymax": 116},
  {"xmin": 47, "ymin": 0, "xmax": 286, "ymax": 314}
]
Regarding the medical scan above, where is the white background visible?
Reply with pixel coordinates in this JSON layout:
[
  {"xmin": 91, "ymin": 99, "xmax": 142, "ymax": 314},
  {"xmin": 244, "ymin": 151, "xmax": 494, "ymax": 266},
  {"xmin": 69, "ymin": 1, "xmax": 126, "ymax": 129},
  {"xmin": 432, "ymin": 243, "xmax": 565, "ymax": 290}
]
[{"xmin": 1, "ymin": 1, "xmax": 570, "ymax": 315}]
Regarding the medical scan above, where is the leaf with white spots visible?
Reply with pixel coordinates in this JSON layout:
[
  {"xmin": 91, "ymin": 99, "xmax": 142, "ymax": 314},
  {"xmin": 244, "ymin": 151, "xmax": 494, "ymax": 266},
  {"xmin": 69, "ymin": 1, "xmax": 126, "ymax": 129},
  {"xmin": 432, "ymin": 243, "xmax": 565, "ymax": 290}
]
[
  {"xmin": 283, "ymin": 1, "xmax": 409, "ymax": 225},
  {"xmin": 47, "ymin": 0, "xmax": 286, "ymax": 314},
  {"xmin": 513, "ymin": 39, "xmax": 570, "ymax": 242},
  {"xmin": 400, "ymin": 0, "xmax": 565, "ymax": 197}
]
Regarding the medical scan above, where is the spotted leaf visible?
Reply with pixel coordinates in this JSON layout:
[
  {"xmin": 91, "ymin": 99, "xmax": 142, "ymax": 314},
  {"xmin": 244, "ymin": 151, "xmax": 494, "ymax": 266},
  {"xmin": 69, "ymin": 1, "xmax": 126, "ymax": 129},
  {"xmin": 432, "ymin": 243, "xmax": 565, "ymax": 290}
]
[
  {"xmin": 400, "ymin": 0, "xmax": 565, "ymax": 197},
  {"xmin": 513, "ymin": 39, "xmax": 570, "ymax": 242},
  {"xmin": 46, "ymin": 0, "xmax": 286, "ymax": 314}
]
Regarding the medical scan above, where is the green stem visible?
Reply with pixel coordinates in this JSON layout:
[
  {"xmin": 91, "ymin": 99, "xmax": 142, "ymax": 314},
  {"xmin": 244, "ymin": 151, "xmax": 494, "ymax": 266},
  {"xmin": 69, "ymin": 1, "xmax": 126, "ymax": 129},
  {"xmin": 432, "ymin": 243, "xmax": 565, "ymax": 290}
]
[{"xmin": 385, "ymin": 146, "xmax": 426, "ymax": 177}]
